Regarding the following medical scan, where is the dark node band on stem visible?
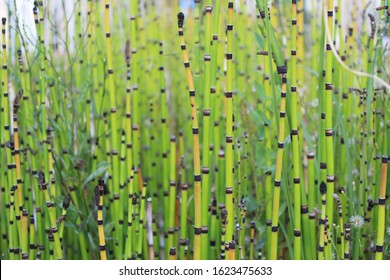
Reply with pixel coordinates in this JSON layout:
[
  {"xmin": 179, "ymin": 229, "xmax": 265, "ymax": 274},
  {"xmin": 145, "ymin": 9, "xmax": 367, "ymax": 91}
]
[
  {"xmin": 320, "ymin": 181, "xmax": 327, "ymax": 194},
  {"xmin": 277, "ymin": 65, "xmax": 287, "ymax": 74}
]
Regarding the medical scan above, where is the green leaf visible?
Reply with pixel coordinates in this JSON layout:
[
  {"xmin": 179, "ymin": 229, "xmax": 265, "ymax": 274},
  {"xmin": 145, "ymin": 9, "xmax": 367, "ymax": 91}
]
[
  {"xmin": 82, "ymin": 161, "xmax": 109, "ymax": 187},
  {"xmin": 246, "ymin": 194, "xmax": 260, "ymax": 213},
  {"xmin": 254, "ymin": 81, "xmax": 270, "ymax": 102},
  {"xmin": 254, "ymin": 32, "xmax": 264, "ymax": 49}
]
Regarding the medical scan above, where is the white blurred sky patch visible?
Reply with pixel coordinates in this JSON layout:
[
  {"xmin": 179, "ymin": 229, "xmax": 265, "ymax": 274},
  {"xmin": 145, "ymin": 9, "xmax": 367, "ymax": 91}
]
[
  {"xmin": 0, "ymin": 0, "xmax": 386, "ymax": 52},
  {"xmin": 1, "ymin": 0, "xmax": 36, "ymax": 39},
  {"xmin": 0, "ymin": 0, "xmax": 77, "ymax": 52}
]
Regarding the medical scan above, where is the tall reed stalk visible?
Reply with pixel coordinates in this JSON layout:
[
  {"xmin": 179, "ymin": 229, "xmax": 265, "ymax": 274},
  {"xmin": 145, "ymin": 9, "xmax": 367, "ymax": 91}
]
[{"xmin": 177, "ymin": 12, "xmax": 202, "ymax": 260}]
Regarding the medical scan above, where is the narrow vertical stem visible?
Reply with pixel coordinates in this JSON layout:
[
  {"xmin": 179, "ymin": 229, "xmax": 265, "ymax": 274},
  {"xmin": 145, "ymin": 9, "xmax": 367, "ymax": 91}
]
[
  {"xmin": 249, "ymin": 221, "xmax": 255, "ymax": 260},
  {"xmin": 38, "ymin": 171, "xmax": 62, "ymax": 259},
  {"xmin": 146, "ymin": 198, "xmax": 154, "ymax": 260},
  {"xmin": 375, "ymin": 156, "xmax": 388, "ymax": 260},
  {"xmin": 270, "ymin": 70, "xmax": 288, "ymax": 260},
  {"xmin": 333, "ymin": 193, "xmax": 345, "ymax": 259},
  {"xmin": 307, "ymin": 151, "xmax": 317, "ymax": 259},
  {"xmin": 168, "ymin": 136, "xmax": 177, "ymax": 254},
  {"xmin": 344, "ymin": 223, "xmax": 351, "ymax": 259},
  {"xmin": 136, "ymin": 183, "xmax": 147, "ymax": 259},
  {"xmin": 318, "ymin": 181, "xmax": 327, "ymax": 260},
  {"xmin": 290, "ymin": 0, "xmax": 302, "ymax": 260},
  {"xmin": 125, "ymin": 169, "xmax": 134, "ymax": 259},
  {"xmin": 177, "ymin": 12, "xmax": 202, "ymax": 259},
  {"xmin": 201, "ymin": 3, "xmax": 213, "ymax": 260},
  {"xmin": 158, "ymin": 40, "xmax": 169, "ymax": 242},
  {"xmin": 228, "ymin": 241, "xmax": 235, "ymax": 260},
  {"xmin": 194, "ymin": 0, "xmax": 201, "ymax": 94},
  {"xmin": 220, "ymin": 208, "xmax": 227, "ymax": 259},
  {"xmin": 225, "ymin": 0, "xmax": 235, "ymax": 248},
  {"xmin": 103, "ymin": 0, "xmax": 120, "ymax": 259},
  {"xmin": 96, "ymin": 179, "xmax": 107, "ymax": 260},
  {"xmin": 29, "ymin": 215, "xmax": 36, "ymax": 260},
  {"xmin": 324, "ymin": 0, "xmax": 335, "ymax": 234}
]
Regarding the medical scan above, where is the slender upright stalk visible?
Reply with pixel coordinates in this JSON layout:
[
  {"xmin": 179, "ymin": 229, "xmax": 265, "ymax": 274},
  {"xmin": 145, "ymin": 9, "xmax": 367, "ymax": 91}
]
[
  {"xmin": 318, "ymin": 181, "xmax": 327, "ymax": 260},
  {"xmin": 225, "ymin": 0, "xmax": 235, "ymax": 248},
  {"xmin": 13, "ymin": 90, "xmax": 27, "ymax": 259},
  {"xmin": 375, "ymin": 156, "xmax": 388, "ymax": 260},
  {"xmin": 333, "ymin": 193, "xmax": 345, "ymax": 259},
  {"xmin": 324, "ymin": 0, "xmax": 335, "ymax": 234},
  {"xmin": 228, "ymin": 241, "xmax": 235, "ymax": 260},
  {"xmin": 38, "ymin": 171, "xmax": 62, "ymax": 260},
  {"xmin": 344, "ymin": 223, "xmax": 351, "ymax": 259},
  {"xmin": 201, "ymin": 3, "xmax": 213, "ymax": 260},
  {"xmin": 130, "ymin": 0, "xmax": 141, "ymax": 195},
  {"xmin": 136, "ymin": 183, "xmax": 147, "ymax": 259},
  {"xmin": 146, "ymin": 198, "xmax": 154, "ymax": 260},
  {"xmin": 29, "ymin": 215, "xmax": 36, "ymax": 260},
  {"xmin": 168, "ymin": 136, "xmax": 177, "ymax": 254},
  {"xmin": 249, "ymin": 221, "xmax": 255, "ymax": 260},
  {"xmin": 125, "ymin": 169, "xmax": 135, "ymax": 259},
  {"xmin": 194, "ymin": 0, "xmax": 201, "ymax": 94},
  {"xmin": 220, "ymin": 208, "xmax": 228, "ymax": 259},
  {"xmin": 269, "ymin": 64, "xmax": 288, "ymax": 260},
  {"xmin": 96, "ymin": 179, "xmax": 107, "ymax": 260},
  {"xmin": 103, "ymin": 0, "xmax": 120, "ymax": 258},
  {"xmin": 158, "ymin": 40, "xmax": 169, "ymax": 243},
  {"xmin": 179, "ymin": 151, "xmax": 189, "ymax": 259},
  {"xmin": 124, "ymin": 38, "xmax": 133, "ymax": 197},
  {"xmin": 290, "ymin": 0, "xmax": 302, "ymax": 260},
  {"xmin": 177, "ymin": 12, "xmax": 202, "ymax": 259}
]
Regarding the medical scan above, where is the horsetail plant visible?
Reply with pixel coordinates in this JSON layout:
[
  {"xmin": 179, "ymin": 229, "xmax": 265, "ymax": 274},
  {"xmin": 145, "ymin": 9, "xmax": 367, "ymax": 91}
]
[
  {"xmin": 96, "ymin": 179, "xmax": 107, "ymax": 260},
  {"xmin": 375, "ymin": 156, "xmax": 388, "ymax": 260},
  {"xmin": 0, "ymin": 0, "xmax": 388, "ymax": 261},
  {"xmin": 225, "ymin": 0, "xmax": 235, "ymax": 250},
  {"xmin": 177, "ymin": 11, "xmax": 202, "ymax": 260}
]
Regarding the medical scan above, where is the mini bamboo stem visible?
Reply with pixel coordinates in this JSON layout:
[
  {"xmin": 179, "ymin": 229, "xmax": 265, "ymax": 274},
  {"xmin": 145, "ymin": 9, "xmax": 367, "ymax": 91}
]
[
  {"xmin": 220, "ymin": 207, "xmax": 228, "ymax": 259},
  {"xmin": 249, "ymin": 221, "xmax": 255, "ymax": 260},
  {"xmin": 125, "ymin": 169, "xmax": 135, "ymax": 259},
  {"xmin": 58, "ymin": 196, "xmax": 70, "ymax": 243},
  {"xmin": 96, "ymin": 179, "xmax": 107, "ymax": 260},
  {"xmin": 333, "ymin": 193, "xmax": 345, "ymax": 259},
  {"xmin": 290, "ymin": 0, "xmax": 302, "ymax": 260},
  {"xmin": 208, "ymin": 197, "xmax": 217, "ymax": 259},
  {"xmin": 104, "ymin": 0, "xmax": 121, "ymax": 258},
  {"xmin": 324, "ymin": 0, "xmax": 335, "ymax": 234},
  {"xmin": 375, "ymin": 156, "xmax": 388, "ymax": 260},
  {"xmin": 177, "ymin": 12, "xmax": 202, "ymax": 260},
  {"xmin": 179, "ymin": 151, "xmax": 188, "ymax": 259},
  {"xmin": 136, "ymin": 183, "xmax": 147, "ymax": 259},
  {"xmin": 201, "ymin": 3, "xmax": 213, "ymax": 260},
  {"xmin": 225, "ymin": 0, "xmax": 235, "ymax": 247},
  {"xmin": 130, "ymin": 0, "xmax": 141, "ymax": 196},
  {"xmin": 38, "ymin": 171, "xmax": 62, "ymax": 260},
  {"xmin": 269, "ymin": 68, "xmax": 288, "ymax": 259},
  {"xmin": 29, "ymin": 215, "xmax": 36, "ymax": 260},
  {"xmin": 318, "ymin": 181, "xmax": 327, "ymax": 260},
  {"xmin": 158, "ymin": 40, "xmax": 169, "ymax": 240},
  {"xmin": 119, "ymin": 130, "xmax": 127, "ymax": 256},
  {"xmin": 228, "ymin": 240, "xmax": 235, "ymax": 260},
  {"xmin": 168, "ymin": 136, "xmax": 177, "ymax": 254},
  {"xmin": 344, "ymin": 223, "xmax": 351, "ymax": 259},
  {"xmin": 194, "ymin": 0, "xmax": 201, "ymax": 94},
  {"xmin": 146, "ymin": 198, "xmax": 154, "ymax": 260}
]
